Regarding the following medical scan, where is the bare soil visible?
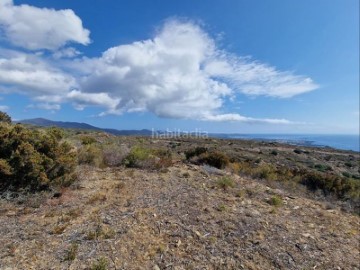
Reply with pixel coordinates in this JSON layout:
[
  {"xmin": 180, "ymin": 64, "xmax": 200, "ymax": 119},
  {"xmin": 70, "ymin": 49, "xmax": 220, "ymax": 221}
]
[{"xmin": 0, "ymin": 162, "xmax": 359, "ymax": 269}]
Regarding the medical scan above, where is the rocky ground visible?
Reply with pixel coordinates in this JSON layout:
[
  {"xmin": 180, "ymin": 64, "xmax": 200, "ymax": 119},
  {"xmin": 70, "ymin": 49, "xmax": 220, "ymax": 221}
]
[{"xmin": 0, "ymin": 161, "xmax": 359, "ymax": 269}]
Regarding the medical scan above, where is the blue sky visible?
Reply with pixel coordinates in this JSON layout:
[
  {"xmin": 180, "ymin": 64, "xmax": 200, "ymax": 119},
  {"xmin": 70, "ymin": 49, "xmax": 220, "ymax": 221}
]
[{"xmin": 0, "ymin": 0, "xmax": 358, "ymax": 134}]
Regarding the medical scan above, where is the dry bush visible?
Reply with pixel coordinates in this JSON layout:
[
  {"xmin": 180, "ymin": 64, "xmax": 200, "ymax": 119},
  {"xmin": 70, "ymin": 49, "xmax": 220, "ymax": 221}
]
[
  {"xmin": 102, "ymin": 144, "xmax": 130, "ymax": 167},
  {"xmin": 77, "ymin": 145, "xmax": 103, "ymax": 167},
  {"xmin": 124, "ymin": 146, "xmax": 172, "ymax": 170}
]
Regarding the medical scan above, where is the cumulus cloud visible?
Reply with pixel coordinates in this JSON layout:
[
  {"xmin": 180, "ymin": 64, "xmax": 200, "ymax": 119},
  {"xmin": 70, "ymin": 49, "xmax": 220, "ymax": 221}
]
[
  {"xmin": 52, "ymin": 47, "xmax": 82, "ymax": 59},
  {"xmin": 0, "ymin": 0, "xmax": 90, "ymax": 50},
  {"xmin": 0, "ymin": 12, "xmax": 318, "ymax": 123},
  {"xmin": 27, "ymin": 103, "xmax": 61, "ymax": 111},
  {"xmin": 74, "ymin": 20, "xmax": 318, "ymax": 122},
  {"xmin": 0, "ymin": 49, "xmax": 77, "ymax": 95},
  {"xmin": 66, "ymin": 90, "xmax": 121, "ymax": 112}
]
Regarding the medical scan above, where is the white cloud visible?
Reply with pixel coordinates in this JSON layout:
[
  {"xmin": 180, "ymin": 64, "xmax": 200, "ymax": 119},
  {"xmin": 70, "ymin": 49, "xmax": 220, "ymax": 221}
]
[
  {"xmin": 0, "ymin": 0, "xmax": 90, "ymax": 50},
  {"xmin": 74, "ymin": 20, "xmax": 318, "ymax": 121},
  {"xmin": 27, "ymin": 103, "xmax": 61, "ymax": 111},
  {"xmin": 200, "ymin": 113, "xmax": 293, "ymax": 124},
  {"xmin": 0, "ymin": 105, "xmax": 9, "ymax": 111},
  {"xmin": 0, "ymin": 49, "xmax": 77, "ymax": 95},
  {"xmin": 204, "ymin": 57, "xmax": 318, "ymax": 98},
  {"xmin": 0, "ymin": 17, "xmax": 319, "ymax": 124},
  {"xmin": 52, "ymin": 47, "xmax": 82, "ymax": 59},
  {"xmin": 66, "ymin": 90, "xmax": 121, "ymax": 112}
]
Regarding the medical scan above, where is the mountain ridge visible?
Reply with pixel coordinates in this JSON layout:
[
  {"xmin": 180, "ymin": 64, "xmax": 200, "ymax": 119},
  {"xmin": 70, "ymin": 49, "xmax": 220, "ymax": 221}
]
[{"xmin": 18, "ymin": 118, "xmax": 153, "ymax": 136}]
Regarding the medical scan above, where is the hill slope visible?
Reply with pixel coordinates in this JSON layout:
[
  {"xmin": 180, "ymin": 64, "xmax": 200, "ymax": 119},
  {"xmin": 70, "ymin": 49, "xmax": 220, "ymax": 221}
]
[
  {"xmin": 0, "ymin": 164, "xmax": 359, "ymax": 269},
  {"xmin": 19, "ymin": 118, "xmax": 152, "ymax": 136}
]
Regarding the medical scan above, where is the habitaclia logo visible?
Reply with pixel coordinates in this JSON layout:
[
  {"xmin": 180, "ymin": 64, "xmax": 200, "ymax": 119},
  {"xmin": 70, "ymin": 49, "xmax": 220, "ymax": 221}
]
[{"xmin": 151, "ymin": 128, "xmax": 208, "ymax": 139}]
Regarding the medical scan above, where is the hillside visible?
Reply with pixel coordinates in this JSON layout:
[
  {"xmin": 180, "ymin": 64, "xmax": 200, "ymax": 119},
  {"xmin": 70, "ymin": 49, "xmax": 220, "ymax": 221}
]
[
  {"xmin": 18, "ymin": 118, "xmax": 152, "ymax": 136},
  {"xmin": 0, "ymin": 130, "xmax": 359, "ymax": 269},
  {"xmin": 1, "ymin": 164, "xmax": 359, "ymax": 269}
]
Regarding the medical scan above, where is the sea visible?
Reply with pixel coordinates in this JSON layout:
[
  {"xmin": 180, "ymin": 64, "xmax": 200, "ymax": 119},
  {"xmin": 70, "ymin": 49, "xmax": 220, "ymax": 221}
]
[{"xmin": 212, "ymin": 134, "xmax": 360, "ymax": 152}]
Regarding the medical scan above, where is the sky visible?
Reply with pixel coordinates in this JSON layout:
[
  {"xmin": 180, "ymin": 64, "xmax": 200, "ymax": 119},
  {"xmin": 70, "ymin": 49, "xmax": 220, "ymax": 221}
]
[{"xmin": 0, "ymin": 0, "xmax": 358, "ymax": 134}]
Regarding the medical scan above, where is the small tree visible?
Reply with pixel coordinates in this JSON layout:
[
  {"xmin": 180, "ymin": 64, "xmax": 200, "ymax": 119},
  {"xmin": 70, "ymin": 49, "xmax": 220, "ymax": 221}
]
[{"xmin": 0, "ymin": 111, "xmax": 11, "ymax": 124}]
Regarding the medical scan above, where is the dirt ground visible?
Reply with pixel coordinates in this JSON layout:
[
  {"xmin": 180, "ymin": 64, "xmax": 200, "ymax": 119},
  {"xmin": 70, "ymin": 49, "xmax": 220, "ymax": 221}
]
[{"xmin": 0, "ymin": 162, "xmax": 359, "ymax": 270}]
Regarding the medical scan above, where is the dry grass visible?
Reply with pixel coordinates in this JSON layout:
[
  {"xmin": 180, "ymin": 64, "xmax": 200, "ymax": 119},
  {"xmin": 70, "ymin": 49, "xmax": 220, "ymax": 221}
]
[{"xmin": 0, "ymin": 136, "xmax": 359, "ymax": 269}]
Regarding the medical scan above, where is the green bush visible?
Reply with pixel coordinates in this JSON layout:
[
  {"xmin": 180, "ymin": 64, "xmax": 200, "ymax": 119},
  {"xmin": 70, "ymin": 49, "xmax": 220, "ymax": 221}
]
[
  {"xmin": 78, "ymin": 144, "xmax": 103, "ymax": 167},
  {"xmin": 314, "ymin": 164, "xmax": 332, "ymax": 172},
  {"xmin": 0, "ymin": 111, "xmax": 11, "ymax": 124},
  {"xmin": 199, "ymin": 151, "xmax": 229, "ymax": 169},
  {"xmin": 185, "ymin": 147, "xmax": 208, "ymax": 160},
  {"xmin": 300, "ymin": 171, "xmax": 360, "ymax": 199},
  {"xmin": 80, "ymin": 135, "xmax": 97, "ymax": 145},
  {"xmin": 253, "ymin": 164, "xmax": 278, "ymax": 181},
  {"xmin": 123, "ymin": 145, "xmax": 152, "ymax": 168},
  {"xmin": 91, "ymin": 257, "xmax": 108, "ymax": 270},
  {"xmin": 123, "ymin": 146, "xmax": 172, "ymax": 170},
  {"xmin": 64, "ymin": 242, "xmax": 78, "ymax": 261},
  {"xmin": 269, "ymin": 195, "xmax": 283, "ymax": 207},
  {"xmin": 344, "ymin": 162, "xmax": 353, "ymax": 168},
  {"xmin": 216, "ymin": 177, "xmax": 235, "ymax": 190},
  {"xmin": 0, "ymin": 123, "xmax": 77, "ymax": 191}
]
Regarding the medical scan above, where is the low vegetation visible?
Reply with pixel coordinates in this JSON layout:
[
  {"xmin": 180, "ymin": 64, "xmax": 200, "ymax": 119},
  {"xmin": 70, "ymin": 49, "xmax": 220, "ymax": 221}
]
[
  {"xmin": 185, "ymin": 147, "xmax": 229, "ymax": 169},
  {"xmin": 91, "ymin": 257, "xmax": 108, "ymax": 270},
  {"xmin": 0, "ymin": 124, "xmax": 359, "ymax": 269},
  {"xmin": 216, "ymin": 176, "xmax": 235, "ymax": 190},
  {"xmin": 269, "ymin": 195, "xmax": 283, "ymax": 207},
  {"xmin": 0, "ymin": 114, "xmax": 77, "ymax": 191}
]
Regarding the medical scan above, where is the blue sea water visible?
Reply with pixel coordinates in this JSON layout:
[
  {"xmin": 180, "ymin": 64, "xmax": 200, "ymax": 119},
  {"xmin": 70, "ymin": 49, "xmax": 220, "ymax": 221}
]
[{"xmin": 213, "ymin": 134, "xmax": 360, "ymax": 152}]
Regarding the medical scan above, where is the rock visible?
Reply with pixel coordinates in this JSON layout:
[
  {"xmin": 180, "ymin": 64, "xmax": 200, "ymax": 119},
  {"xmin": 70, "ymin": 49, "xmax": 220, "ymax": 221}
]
[
  {"xmin": 6, "ymin": 211, "xmax": 16, "ymax": 217},
  {"xmin": 245, "ymin": 209, "xmax": 261, "ymax": 217},
  {"xmin": 153, "ymin": 265, "xmax": 161, "ymax": 270}
]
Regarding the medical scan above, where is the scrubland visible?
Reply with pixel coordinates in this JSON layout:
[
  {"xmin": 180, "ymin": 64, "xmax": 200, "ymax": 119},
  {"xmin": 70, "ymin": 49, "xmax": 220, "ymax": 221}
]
[{"xmin": 0, "ymin": 120, "xmax": 359, "ymax": 269}]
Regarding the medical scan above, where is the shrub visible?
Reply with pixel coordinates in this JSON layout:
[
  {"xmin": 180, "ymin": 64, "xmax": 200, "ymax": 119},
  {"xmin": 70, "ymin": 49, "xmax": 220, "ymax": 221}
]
[
  {"xmin": 198, "ymin": 151, "xmax": 229, "ymax": 169},
  {"xmin": 293, "ymin": 149, "xmax": 302, "ymax": 154},
  {"xmin": 0, "ymin": 111, "xmax": 11, "ymax": 123},
  {"xmin": 102, "ymin": 144, "xmax": 129, "ymax": 167},
  {"xmin": 344, "ymin": 162, "xmax": 353, "ymax": 168},
  {"xmin": 123, "ymin": 146, "xmax": 172, "ymax": 170},
  {"xmin": 269, "ymin": 195, "xmax": 283, "ymax": 207},
  {"xmin": 300, "ymin": 171, "xmax": 360, "ymax": 199},
  {"xmin": 216, "ymin": 177, "xmax": 235, "ymax": 190},
  {"xmin": 0, "ymin": 123, "xmax": 77, "ymax": 191},
  {"xmin": 80, "ymin": 135, "xmax": 97, "ymax": 145},
  {"xmin": 64, "ymin": 242, "xmax": 78, "ymax": 261},
  {"xmin": 123, "ymin": 146, "xmax": 152, "ymax": 168},
  {"xmin": 91, "ymin": 257, "xmax": 108, "ymax": 270},
  {"xmin": 253, "ymin": 164, "xmax": 278, "ymax": 181},
  {"xmin": 270, "ymin": 150, "xmax": 278, "ymax": 156},
  {"xmin": 78, "ymin": 145, "xmax": 103, "ymax": 167},
  {"xmin": 314, "ymin": 164, "xmax": 332, "ymax": 172},
  {"xmin": 185, "ymin": 147, "xmax": 207, "ymax": 160}
]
